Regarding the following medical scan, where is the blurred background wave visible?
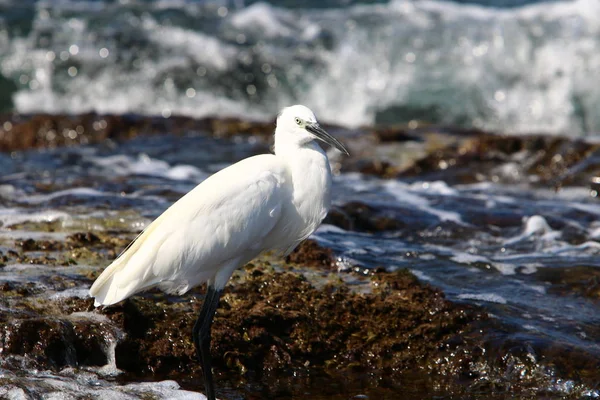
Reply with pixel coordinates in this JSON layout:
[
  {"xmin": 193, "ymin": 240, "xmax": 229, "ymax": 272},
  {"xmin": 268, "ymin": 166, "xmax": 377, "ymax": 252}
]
[{"xmin": 1, "ymin": 0, "xmax": 599, "ymax": 135}]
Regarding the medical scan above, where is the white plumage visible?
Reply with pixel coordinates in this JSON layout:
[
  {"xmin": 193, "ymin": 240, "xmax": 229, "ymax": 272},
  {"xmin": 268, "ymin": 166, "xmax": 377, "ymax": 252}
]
[
  {"xmin": 90, "ymin": 105, "xmax": 346, "ymax": 306},
  {"xmin": 90, "ymin": 156, "xmax": 289, "ymax": 305},
  {"xmin": 89, "ymin": 105, "xmax": 348, "ymax": 400}
]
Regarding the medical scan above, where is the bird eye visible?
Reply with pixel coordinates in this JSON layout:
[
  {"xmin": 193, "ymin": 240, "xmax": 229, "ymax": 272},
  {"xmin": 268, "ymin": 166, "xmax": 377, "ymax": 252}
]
[{"xmin": 295, "ymin": 117, "xmax": 302, "ymax": 125}]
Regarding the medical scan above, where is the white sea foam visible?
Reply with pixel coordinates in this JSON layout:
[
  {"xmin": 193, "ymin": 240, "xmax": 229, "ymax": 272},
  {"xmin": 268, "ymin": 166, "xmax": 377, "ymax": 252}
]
[
  {"xmin": 50, "ymin": 287, "xmax": 92, "ymax": 300},
  {"xmin": 229, "ymin": 2, "xmax": 294, "ymax": 39},
  {"xmin": 347, "ymin": 248, "xmax": 367, "ymax": 256},
  {"xmin": 545, "ymin": 240, "xmax": 600, "ymax": 255},
  {"xmin": 304, "ymin": 0, "xmax": 600, "ymax": 134},
  {"xmin": 67, "ymin": 311, "xmax": 112, "ymax": 324},
  {"xmin": 457, "ymin": 293, "xmax": 508, "ymax": 304},
  {"xmin": 504, "ymin": 215, "xmax": 561, "ymax": 246},
  {"xmin": 3, "ymin": 0, "xmax": 600, "ymax": 134},
  {"xmin": 590, "ymin": 225, "xmax": 600, "ymax": 239},
  {"xmin": 571, "ymin": 202, "xmax": 600, "ymax": 217},
  {"xmin": 90, "ymin": 153, "xmax": 206, "ymax": 182},
  {"xmin": 3, "ymin": 263, "xmax": 50, "ymax": 273},
  {"xmin": 0, "ymin": 184, "xmax": 24, "ymax": 199},
  {"xmin": 316, "ymin": 224, "xmax": 348, "ymax": 234},
  {"xmin": 409, "ymin": 181, "xmax": 458, "ymax": 196},
  {"xmin": 145, "ymin": 18, "xmax": 235, "ymax": 72},
  {"xmin": 2, "ymin": 374, "xmax": 206, "ymax": 400},
  {"xmin": 0, "ymin": 209, "xmax": 71, "ymax": 227},
  {"xmin": 491, "ymin": 262, "xmax": 517, "ymax": 275},
  {"xmin": 523, "ymin": 215, "xmax": 554, "ymax": 236},
  {"xmin": 0, "ymin": 387, "xmax": 28, "ymax": 400},
  {"xmin": 520, "ymin": 263, "xmax": 542, "ymax": 275},
  {"xmin": 409, "ymin": 269, "xmax": 434, "ymax": 282},
  {"xmin": 383, "ymin": 180, "xmax": 463, "ymax": 223},
  {"xmin": 96, "ymin": 334, "xmax": 122, "ymax": 377},
  {"xmin": 526, "ymin": 284, "xmax": 546, "ymax": 294},
  {"xmin": 366, "ymin": 245, "xmax": 385, "ymax": 254},
  {"xmin": 450, "ymin": 252, "xmax": 490, "ymax": 265},
  {"xmin": 0, "ymin": 229, "xmax": 68, "ymax": 241},
  {"xmin": 21, "ymin": 188, "xmax": 107, "ymax": 205}
]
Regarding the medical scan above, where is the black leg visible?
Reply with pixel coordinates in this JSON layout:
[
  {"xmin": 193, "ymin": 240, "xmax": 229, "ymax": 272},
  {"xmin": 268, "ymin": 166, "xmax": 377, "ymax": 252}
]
[{"xmin": 192, "ymin": 285, "xmax": 222, "ymax": 400}]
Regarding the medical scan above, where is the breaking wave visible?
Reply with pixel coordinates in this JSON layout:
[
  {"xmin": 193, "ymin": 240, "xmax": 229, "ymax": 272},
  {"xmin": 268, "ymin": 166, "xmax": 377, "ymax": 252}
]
[{"xmin": 1, "ymin": 0, "xmax": 599, "ymax": 135}]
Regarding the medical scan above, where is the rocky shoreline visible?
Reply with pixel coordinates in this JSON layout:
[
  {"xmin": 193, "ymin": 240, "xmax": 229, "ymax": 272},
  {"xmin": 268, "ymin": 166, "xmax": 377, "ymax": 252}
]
[
  {"xmin": 0, "ymin": 113, "xmax": 599, "ymax": 399},
  {"xmin": 2, "ymin": 112, "xmax": 599, "ymax": 188}
]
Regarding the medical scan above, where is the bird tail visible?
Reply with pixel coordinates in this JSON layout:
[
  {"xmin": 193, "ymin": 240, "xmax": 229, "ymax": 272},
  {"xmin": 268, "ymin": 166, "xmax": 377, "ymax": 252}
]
[
  {"xmin": 89, "ymin": 222, "xmax": 162, "ymax": 307},
  {"xmin": 89, "ymin": 258, "xmax": 132, "ymax": 307}
]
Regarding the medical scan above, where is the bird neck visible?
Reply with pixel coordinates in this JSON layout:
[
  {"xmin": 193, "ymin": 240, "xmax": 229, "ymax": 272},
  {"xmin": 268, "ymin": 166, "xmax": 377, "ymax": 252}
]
[{"xmin": 275, "ymin": 140, "xmax": 333, "ymax": 226}]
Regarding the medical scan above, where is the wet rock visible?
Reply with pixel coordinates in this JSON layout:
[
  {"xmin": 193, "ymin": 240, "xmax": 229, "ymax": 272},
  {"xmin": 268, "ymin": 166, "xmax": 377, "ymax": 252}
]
[
  {"xmin": 474, "ymin": 334, "xmax": 600, "ymax": 395},
  {"xmin": 91, "ymin": 269, "xmax": 483, "ymax": 385},
  {"xmin": 3, "ymin": 112, "xmax": 600, "ymax": 194},
  {"xmin": 71, "ymin": 320, "xmax": 111, "ymax": 367},
  {"xmin": 6, "ymin": 250, "xmax": 19, "ymax": 258},
  {"xmin": 102, "ymin": 297, "xmax": 198, "ymax": 376},
  {"xmin": 66, "ymin": 232, "xmax": 101, "ymax": 247},
  {"xmin": 10, "ymin": 253, "xmax": 71, "ymax": 266},
  {"xmin": 0, "ymin": 251, "xmax": 9, "ymax": 267},
  {"xmin": 55, "ymin": 297, "xmax": 95, "ymax": 315},
  {"xmin": 343, "ymin": 158, "xmax": 400, "ymax": 178},
  {"xmin": 89, "ymin": 266, "xmax": 600, "ymax": 397},
  {"xmin": 208, "ymin": 118, "xmax": 275, "ymax": 139},
  {"xmin": 372, "ymin": 126, "xmax": 420, "ymax": 143},
  {"xmin": 285, "ymin": 239, "xmax": 335, "ymax": 268},
  {"xmin": 398, "ymin": 132, "xmax": 600, "ymax": 188},
  {"xmin": 63, "ymin": 231, "xmax": 133, "ymax": 264},
  {"xmin": 0, "ymin": 317, "xmax": 108, "ymax": 369},
  {"xmin": 0, "ymin": 319, "xmax": 76, "ymax": 368},
  {"xmin": 325, "ymin": 201, "xmax": 405, "ymax": 232},
  {"xmin": 535, "ymin": 265, "xmax": 600, "ymax": 299},
  {"xmin": 0, "ymin": 281, "xmax": 12, "ymax": 292},
  {"xmin": 0, "ymin": 113, "xmax": 274, "ymax": 152},
  {"xmin": 6, "ymin": 234, "xmax": 120, "ymax": 267},
  {"xmin": 16, "ymin": 238, "xmax": 64, "ymax": 252},
  {"xmin": 0, "ymin": 259, "xmax": 597, "ymax": 398},
  {"xmin": 326, "ymin": 122, "xmax": 600, "ymax": 190}
]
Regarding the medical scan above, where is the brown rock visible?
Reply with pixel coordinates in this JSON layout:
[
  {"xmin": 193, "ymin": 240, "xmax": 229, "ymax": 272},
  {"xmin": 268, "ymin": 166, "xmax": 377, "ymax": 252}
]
[
  {"xmin": 0, "ymin": 317, "xmax": 109, "ymax": 368},
  {"xmin": 17, "ymin": 238, "xmax": 64, "ymax": 252},
  {"xmin": 67, "ymin": 232, "xmax": 102, "ymax": 247},
  {"xmin": 285, "ymin": 239, "xmax": 335, "ymax": 268},
  {"xmin": 92, "ymin": 269, "xmax": 485, "ymax": 383},
  {"xmin": 325, "ymin": 201, "xmax": 404, "ymax": 232},
  {"xmin": 0, "ymin": 113, "xmax": 274, "ymax": 152}
]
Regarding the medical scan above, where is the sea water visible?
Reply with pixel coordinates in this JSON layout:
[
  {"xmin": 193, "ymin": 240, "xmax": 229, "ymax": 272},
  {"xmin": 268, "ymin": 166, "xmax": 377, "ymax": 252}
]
[{"xmin": 1, "ymin": 0, "xmax": 600, "ymax": 134}]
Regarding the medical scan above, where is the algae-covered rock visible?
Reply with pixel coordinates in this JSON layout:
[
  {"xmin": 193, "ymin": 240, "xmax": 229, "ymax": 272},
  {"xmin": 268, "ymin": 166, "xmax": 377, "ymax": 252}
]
[
  {"xmin": 17, "ymin": 238, "xmax": 64, "ymax": 252},
  {"xmin": 397, "ymin": 131, "xmax": 600, "ymax": 188},
  {"xmin": 0, "ymin": 317, "xmax": 109, "ymax": 369},
  {"xmin": 89, "ymin": 268, "xmax": 484, "ymax": 385},
  {"xmin": 0, "ymin": 113, "xmax": 275, "ymax": 152},
  {"xmin": 0, "ymin": 237, "xmax": 598, "ymax": 398},
  {"xmin": 285, "ymin": 239, "xmax": 336, "ymax": 268},
  {"xmin": 324, "ymin": 201, "xmax": 405, "ymax": 232}
]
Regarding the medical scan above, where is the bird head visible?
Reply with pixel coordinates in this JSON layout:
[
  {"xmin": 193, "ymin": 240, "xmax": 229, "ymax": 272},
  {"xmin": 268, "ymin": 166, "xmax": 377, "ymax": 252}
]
[{"xmin": 275, "ymin": 105, "xmax": 349, "ymax": 155}]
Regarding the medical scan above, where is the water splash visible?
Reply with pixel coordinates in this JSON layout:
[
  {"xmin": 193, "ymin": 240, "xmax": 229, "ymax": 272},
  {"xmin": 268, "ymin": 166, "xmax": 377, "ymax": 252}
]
[{"xmin": 2, "ymin": 0, "xmax": 600, "ymax": 134}]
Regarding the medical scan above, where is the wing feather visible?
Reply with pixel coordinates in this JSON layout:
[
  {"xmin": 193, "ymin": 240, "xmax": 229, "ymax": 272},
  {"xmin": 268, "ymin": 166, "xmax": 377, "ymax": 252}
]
[{"xmin": 89, "ymin": 155, "xmax": 287, "ymax": 306}]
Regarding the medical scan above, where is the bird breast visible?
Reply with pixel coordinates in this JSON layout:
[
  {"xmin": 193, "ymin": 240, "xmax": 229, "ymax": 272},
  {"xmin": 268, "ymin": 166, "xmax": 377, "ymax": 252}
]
[{"xmin": 268, "ymin": 146, "xmax": 332, "ymax": 253}]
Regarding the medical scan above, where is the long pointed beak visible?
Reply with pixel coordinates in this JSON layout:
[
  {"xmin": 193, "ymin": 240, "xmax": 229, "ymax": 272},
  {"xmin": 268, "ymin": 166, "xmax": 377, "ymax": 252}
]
[{"xmin": 306, "ymin": 123, "xmax": 349, "ymax": 156}]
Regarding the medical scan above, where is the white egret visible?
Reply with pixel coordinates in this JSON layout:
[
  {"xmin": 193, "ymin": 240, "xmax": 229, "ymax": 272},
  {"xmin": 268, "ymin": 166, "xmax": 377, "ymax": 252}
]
[{"xmin": 89, "ymin": 105, "xmax": 349, "ymax": 400}]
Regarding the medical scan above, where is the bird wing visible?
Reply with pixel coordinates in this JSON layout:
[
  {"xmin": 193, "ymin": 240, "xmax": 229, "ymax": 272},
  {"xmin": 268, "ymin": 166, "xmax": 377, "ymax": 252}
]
[{"xmin": 89, "ymin": 155, "xmax": 287, "ymax": 306}]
